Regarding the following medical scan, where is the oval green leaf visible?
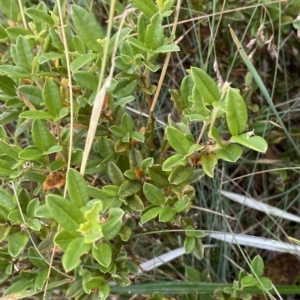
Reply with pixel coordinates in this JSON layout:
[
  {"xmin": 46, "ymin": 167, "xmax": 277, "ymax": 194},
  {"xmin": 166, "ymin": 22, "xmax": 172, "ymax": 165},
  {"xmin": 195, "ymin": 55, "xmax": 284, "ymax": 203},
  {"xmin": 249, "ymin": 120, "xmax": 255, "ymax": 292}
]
[
  {"xmin": 143, "ymin": 182, "xmax": 165, "ymax": 205},
  {"xmin": 200, "ymin": 153, "xmax": 218, "ymax": 178},
  {"xmin": 159, "ymin": 206, "xmax": 175, "ymax": 222},
  {"xmin": 46, "ymin": 194, "xmax": 84, "ymax": 234},
  {"xmin": 184, "ymin": 236, "xmax": 196, "ymax": 254},
  {"xmin": 216, "ymin": 144, "xmax": 242, "ymax": 162},
  {"xmin": 231, "ymin": 133, "xmax": 268, "ymax": 153},
  {"xmin": 162, "ymin": 154, "xmax": 187, "ymax": 172},
  {"xmin": 145, "ymin": 13, "xmax": 163, "ymax": 51},
  {"xmin": 101, "ymin": 208, "xmax": 124, "ymax": 240},
  {"xmin": 168, "ymin": 164, "xmax": 193, "ymax": 185},
  {"xmin": 118, "ymin": 180, "xmax": 141, "ymax": 198},
  {"xmin": 43, "ymin": 78, "xmax": 63, "ymax": 117},
  {"xmin": 8, "ymin": 232, "xmax": 29, "ymax": 257},
  {"xmin": 92, "ymin": 242, "xmax": 112, "ymax": 268},
  {"xmin": 15, "ymin": 36, "xmax": 34, "ymax": 72},
  {"xmin": 62, "ymin": 236, "xmax": 92, "ymax": 272},
  {"xmin": 166, "ymin": 127, "xmax": 193, "ymax": 154},
  {"xmin": 32, "ymin": 120, "xmax": 56, "ymax": 152},
  {"xmin": 225, "ymin": 88, "xmax": 248, "ymax": 136},
  {"xmin": 71, "ymin": 5, "xmax": 104, "ymax": 53},
  {"xmin": 251, "ymin": 255, "xmax": 264, "ymax": 277},
  {"xmin": 19, "ymin": 111, "xmax": 55, "ymax": 120},
  {"xmin": 0, "ymin": 75, "xmax": 16, "ymax": 96},
  {"xmin": 141, "ymin": 207, "xmax": 161, "ymax": 224},
  {"xmin": 25, "ymin": 7, "xmax": 55, "ymax": 26},
  {"xmin": 191, "ymin": 67, "xmax": 219, "ymax": 104},
  {"xmin": 132, "ymin": 0, "xmax": 158, "ymax": 18},
  {"xmin": 108, "ymin": 161, "xmax": 125, "ymax": 186},
  {"xmin": 67, "ymin": 169, "xmax": 88, "ymax": 208},
  {"xmin": 148, "ymin": 165, "xmax": 170, "ymax": 187}
]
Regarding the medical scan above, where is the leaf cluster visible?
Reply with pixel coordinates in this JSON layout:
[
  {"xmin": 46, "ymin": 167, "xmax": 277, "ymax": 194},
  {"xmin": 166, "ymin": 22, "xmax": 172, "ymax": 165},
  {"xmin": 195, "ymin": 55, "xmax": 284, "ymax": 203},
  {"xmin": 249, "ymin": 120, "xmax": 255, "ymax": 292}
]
[{"xmin": 0, "ymin": 0, "xmax": 272, "ymax": 299}]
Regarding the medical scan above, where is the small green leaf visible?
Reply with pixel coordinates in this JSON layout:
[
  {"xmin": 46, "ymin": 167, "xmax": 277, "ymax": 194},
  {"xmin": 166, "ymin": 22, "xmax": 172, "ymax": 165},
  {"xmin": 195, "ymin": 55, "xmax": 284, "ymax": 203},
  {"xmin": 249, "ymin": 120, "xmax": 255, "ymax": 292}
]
[
  {"xmin": 216, "ymin": 144, "xmax": 242, "ymax": 162},
  {"xmin": 293, "ymin": 18, "xmax": 300, "ymax": 29},
  {"xmin": 251, "ymin": 255, "xmax": 264, "ymax": 277},
  {"xmin": 191, "ymin": 67, "xmax": 219, "ymax": 104},
  {"xmin": 18, "ymin": 85, "xmax": 43, "ymax": 108},
  {"xmin": 26, "ymin": 198, "xmax": 40, "ymax": 218},
  {"xmin": 62, "ymin": 236, "xmax": 92, "ymax": 272},
  {"xmin": 141, "ymin": 207, "xmax": 161, "ymax": 224},
  {"xmin": 128, "ymin": 37, "xmax": 150, "ymax": 52},
  {"xmin": 73, "ymin": 71, "xmax": 98, "ymax": 91},
  {"xmin": 210, "ymin": 126, "xmax": 223, "ymax": 147},
  {"xmin": 148, "ymin": 165, "xmax": 170, "ymax": 187},
  {"xmin": 200, "ymin": 153, "xmax": 218, "ymax": 178},
  {"xmin": 19, "ymin": 148, "xmax": 43, "ymax": 161},
  {"xmin": 6, "ymin": 27, "xmax": 32, "ymax": 40},
  {"xmin": 108, "ymin": 162, "xmax": 125, "ymax": 186},
  {"xmin": 72, "ymin": 36, "xmax": 85, "ymax": 54},
  {"xmin": 154, "ymin": 44, "xmax": 180, "ymax": 53},
  {"xmin": 169, "ymin": 89, "xmax": 185, "ymax": 112},
  {"xmin": 162, "ymin": 153, "xmax": 187, "ymax": 171},
  {"xmin": 35, "ymin": 269, "xmax": 48, "ymax": 291},
  {"xmin": 25, "ymin": 7, "xmax": 55, "ymax": 26},
  {"xmin": 137, "ymin": 14, "xmax": 148, "ymax": 43},
  {"xmin": 257, "ymin": 277, "xmax": 273, "ymax": 290},
  {"xmin": 54, "ymin": 229, "xmax": 78, "ymax": 250},
  {"xmin": 113, "ymin": 78, "xmax": 138, "ymax": 98},
  {"xmin": 19, "ymin": 111, "xmax": 55, "ymax": 120},
  {"xmin": 92, "ymin": 242, "xmax": 112, "ymax": 267},
  {"xmin": 78, "ymin": 201, "xmax": 103, "ymax": 244},
  {"xmin": 225, "ymin": 10, "xmax": 244, "ymax": 21},
  {"xmin": 184, "ymin": 236, "xmax": 196, "ymax": 254},
  {"xmin": 102, "ymin": 208, "xmax": 124, "ymax": 240},
  {"xmin": 46, "ymin": 194, "xmax": 84, "ymax": 234},
  {"xmin": 70, "ymin": 53, "xmax": 99, "ymax": 72},
  {"xmin": 43, "ymin": 78, "xmax": 63, "ymax": 117},
  {"xmin": 132, "ymin": 0, "xmax": 158, "ymax": 18},
  {"xmin": 231, "ymin": 133, "xmax": 268, "ymax": 153},
  {"xmin": 140, "ymin": 157, "xmax": 154, "ymax": 171},
  {"xmin": 180, "ymin": 75, "xmax": 193, "ymax": 107},
  {"xmin": 145, "ymin": 13, "xmax": 163, "ymax": 51},
  {"xmin": 174, "ymin": 197, "xmax": 190, "ymax": 213},
  {"xmin": 0, "ymin": 225, "xmax": 11, "ymax": 242},
  {"xmin": 8, "ymin": 232, "xmax": 29, "ymax": 257},
  {"xmin": 143, "ymin": 183, "xmax": 165, "ymax": 205},
  {"xmin": 0, "ymin": 139, "xmax": 20, "ymax": 160},
  {"xmin": 15, "ymin": 36, "xmax": 34, "ymax": 72},
  {"xmin": 0, "ymin": 65, "xmax": 30, "ymax": 78},
  {"xmin": 0, "ymin": 159, "xmax": 13, "ymax": 177},
  {"xmin": 159, "ymin": 206, "xmax": 175, "ymax": 222},
  {"xmin": 166, "ymin": 127, "xmax": 194, "ymax": 154},
  {"xmin": 225, "ymin": 88, "xmax": 248, "ymax": 136},
  {"xmin": 0, "ymin": 24, "xmax": 8, "ymax": 40},
  {"xmin": 71, "ymin": 5, "xmax": 104, "ymax": 53},
  {"xmin": 168, "ymin": 164, "xmax": 193, "ymax": 185},
  {"xmin": 190, "ymin": 85, "xmax": 210, "ymax": 117},
  {"xmin": 67, "ymin": 169, "xmax": 89, "ymax": 207},
  {"xmin": 240, "ymin": 275, "xmax": 258, "ymax": 287},
  {"xmin": 32, "ymin": 120, "xmax": 56, "ymax": 152},
  {"xmin": 129, "ymin": 148, "xmax": 143, "ymax": 169},
  {"xmin": 0, "ymin": 75, "xmax": 16, "ymax": 96},
  {"xmin": 42, "ymin": 145, "xmax": 63, "ymax": 155},
  {"xmin": 28, "ymin": 247, "xmax": 47, "ymax": 268},
  {"xmin": 127, "ymin": 194, "xmax": 144, "ymax": 212},
  {"xmin": 121, "ymin": 113, "xmax": 134, "ymax": 132},
  {"xmin": 118, "ymin": 180, "xmax": 141, "ymax": 198},
  {"xmin": 108, "ymin": 28, "xmax": 132, "ymax": 55}
]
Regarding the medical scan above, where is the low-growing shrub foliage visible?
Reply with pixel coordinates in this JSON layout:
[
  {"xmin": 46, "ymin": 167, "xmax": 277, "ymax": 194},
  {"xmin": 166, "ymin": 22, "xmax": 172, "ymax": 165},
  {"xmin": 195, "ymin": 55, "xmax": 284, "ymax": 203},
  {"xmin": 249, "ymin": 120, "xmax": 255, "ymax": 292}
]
[{"xmin": 0, "ymin": 0, "xmax": 276, "ymax": 298}]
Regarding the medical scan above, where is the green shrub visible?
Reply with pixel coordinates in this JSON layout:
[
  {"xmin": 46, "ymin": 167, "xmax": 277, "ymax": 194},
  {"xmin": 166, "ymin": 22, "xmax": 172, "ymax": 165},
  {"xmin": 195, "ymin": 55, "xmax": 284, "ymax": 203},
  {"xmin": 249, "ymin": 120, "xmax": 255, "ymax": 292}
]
[{"xmin": 0, "ymin": 0, "xmax": 270, "ymax": 299}]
